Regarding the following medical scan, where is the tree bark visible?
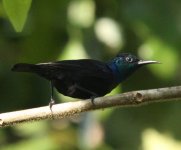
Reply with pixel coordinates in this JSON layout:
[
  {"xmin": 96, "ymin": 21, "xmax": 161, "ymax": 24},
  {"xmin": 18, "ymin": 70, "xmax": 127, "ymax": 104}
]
[{"xmin": 0, "ymin": 86, "xmax": 181, "ymax": 128}]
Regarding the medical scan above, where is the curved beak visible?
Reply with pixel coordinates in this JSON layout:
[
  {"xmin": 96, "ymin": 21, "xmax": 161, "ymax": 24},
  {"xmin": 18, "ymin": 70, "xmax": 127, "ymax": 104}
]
[{"xmin": 138, "ymin": 60, "xmax": 161, "ymax": 65}]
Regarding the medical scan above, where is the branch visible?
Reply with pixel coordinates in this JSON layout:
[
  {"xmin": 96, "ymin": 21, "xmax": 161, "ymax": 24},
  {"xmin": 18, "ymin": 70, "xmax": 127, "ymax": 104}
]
[{"xmin": 0, "ymin": 86, "xmax": 181, "ymax": 128}]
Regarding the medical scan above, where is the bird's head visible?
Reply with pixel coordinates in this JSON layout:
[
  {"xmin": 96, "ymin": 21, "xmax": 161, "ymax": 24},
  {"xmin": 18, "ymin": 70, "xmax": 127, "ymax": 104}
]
[{"xmin": 109, "ymin": 53, "xmax": 160, "ymax": 82}]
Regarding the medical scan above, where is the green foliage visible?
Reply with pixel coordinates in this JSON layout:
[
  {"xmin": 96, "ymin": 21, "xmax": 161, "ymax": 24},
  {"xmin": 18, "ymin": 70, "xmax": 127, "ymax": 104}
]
[{"xmin": 3, "ymin": 0, "xmax": 32, "ymax": 32}]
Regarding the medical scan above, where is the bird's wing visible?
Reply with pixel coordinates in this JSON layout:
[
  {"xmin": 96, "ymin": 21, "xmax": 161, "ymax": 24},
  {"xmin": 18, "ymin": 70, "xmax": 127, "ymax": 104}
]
[
  {"xmin": 36, "ymin": 59, "xmax": 113, "ymax": 80},
  {"xmin": 41, "ymin": 59, "xmax": 117, "ymax": 98}
]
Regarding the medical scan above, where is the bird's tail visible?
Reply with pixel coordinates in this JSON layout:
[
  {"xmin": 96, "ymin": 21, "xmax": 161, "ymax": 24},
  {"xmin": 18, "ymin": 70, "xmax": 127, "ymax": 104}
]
[{"xmin": 11, "ymin": 63, "xmax": 38, "ymax": 73}]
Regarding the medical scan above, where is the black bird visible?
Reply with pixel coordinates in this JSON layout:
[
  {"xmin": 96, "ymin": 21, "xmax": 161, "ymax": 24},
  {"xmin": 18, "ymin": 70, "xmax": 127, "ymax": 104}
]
[{"xmin": 11, "ymin": 53, "xmax": 159, "ymax": 106}]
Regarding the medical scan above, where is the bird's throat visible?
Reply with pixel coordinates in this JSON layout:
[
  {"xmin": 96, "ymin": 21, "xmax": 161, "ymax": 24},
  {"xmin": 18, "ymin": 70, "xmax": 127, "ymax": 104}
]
[{"xmin": 108, "ymin": 62, "xmax": 138, "ymax": 83}]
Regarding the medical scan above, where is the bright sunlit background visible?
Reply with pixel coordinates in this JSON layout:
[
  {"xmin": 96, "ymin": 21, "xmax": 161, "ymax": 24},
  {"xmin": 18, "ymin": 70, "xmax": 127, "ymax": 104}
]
[{"xmin": 0, "ymin": 0, "xmax": 181, "ymax": 150}]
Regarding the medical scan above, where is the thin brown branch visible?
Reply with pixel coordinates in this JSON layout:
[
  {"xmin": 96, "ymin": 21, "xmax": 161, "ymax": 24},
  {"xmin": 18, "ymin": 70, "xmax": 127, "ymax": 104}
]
[{"xmin": 0, "ymin": 86, "xmax": 181, "ymax": 128}]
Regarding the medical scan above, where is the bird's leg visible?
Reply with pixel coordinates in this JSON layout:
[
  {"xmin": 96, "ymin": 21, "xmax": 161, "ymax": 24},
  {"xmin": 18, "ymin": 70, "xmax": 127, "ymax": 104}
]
[
  {"xmin": 90, "ymin": 96, "xmax": 97, "ymax": 106},
  {"xmin": 49, "ymin": 81, "xmax": 55, "ymax": 109},
  {"xmin": 75, "ymin": 84, "xmax": 98, "ymax": 105}
]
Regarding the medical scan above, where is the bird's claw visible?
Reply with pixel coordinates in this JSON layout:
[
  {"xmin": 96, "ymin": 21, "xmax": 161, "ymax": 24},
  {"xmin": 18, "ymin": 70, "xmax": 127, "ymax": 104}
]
[
  {"xmin": 90, "ymin": 96, "xmax": 97, "ymax": 106},
  {"xmin": 49, "ymin": 98, "xmax": 55, "ymax": 110}
]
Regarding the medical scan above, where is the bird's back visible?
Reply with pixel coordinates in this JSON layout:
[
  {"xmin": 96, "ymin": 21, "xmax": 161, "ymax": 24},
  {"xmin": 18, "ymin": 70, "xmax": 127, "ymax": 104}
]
[{"xmin": 12, "ymin": 59, "xmax": 118, "ymax": 99}]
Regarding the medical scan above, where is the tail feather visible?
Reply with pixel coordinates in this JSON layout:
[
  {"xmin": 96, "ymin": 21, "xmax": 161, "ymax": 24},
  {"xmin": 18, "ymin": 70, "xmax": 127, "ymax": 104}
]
[{"xmin": 11, "ymin": 63, "xmax": 38, "ymax": 73}]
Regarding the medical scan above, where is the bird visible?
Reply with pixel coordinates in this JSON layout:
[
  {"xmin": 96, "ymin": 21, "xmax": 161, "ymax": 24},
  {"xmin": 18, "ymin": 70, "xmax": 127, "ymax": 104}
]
[{"xmin": 11, "ymin": 53, "xmax": 159, "ymax": 107}]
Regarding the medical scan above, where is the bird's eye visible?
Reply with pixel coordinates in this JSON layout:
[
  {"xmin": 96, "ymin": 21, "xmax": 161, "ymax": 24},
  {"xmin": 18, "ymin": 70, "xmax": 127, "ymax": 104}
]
[{"xmin": 126, "ymin": 57, "xmax": 133, "ymax": 63}]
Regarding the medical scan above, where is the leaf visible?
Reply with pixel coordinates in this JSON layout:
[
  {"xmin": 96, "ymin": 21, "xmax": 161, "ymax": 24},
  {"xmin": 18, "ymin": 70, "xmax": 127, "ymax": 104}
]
[{"xmin": 3, "ymin": 0, "xmax": 32, "ymax": 32}]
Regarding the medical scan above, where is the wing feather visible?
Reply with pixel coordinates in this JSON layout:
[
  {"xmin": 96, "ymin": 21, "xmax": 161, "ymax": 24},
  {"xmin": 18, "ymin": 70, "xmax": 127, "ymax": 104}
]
[{"xmin": 36, "ymin": 59, "xmax": 113, "ymax": 80}]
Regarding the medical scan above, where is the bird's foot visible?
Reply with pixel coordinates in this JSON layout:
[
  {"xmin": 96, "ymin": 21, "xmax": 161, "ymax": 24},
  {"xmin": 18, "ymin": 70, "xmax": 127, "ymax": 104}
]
[
  {"xmin": 90, "ymin": 96, "xmax": 97, "ymax": 106},
  {"xmin": 49, "ymin": 98, "xmax": 55, "ymax": 110}
]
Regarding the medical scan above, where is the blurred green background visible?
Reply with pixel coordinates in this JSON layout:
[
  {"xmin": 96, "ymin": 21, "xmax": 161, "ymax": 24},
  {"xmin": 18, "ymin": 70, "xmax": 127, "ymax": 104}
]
[{"xmin": 0, "ymin": 0, "xmax": 181, "ymax": 150}]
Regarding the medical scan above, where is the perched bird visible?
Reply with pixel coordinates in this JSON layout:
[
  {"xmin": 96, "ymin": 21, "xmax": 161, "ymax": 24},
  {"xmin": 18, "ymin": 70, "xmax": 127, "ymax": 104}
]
[{"xmin": 11, "ymin": 53, "xmax": 159, "ymax": 106}]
